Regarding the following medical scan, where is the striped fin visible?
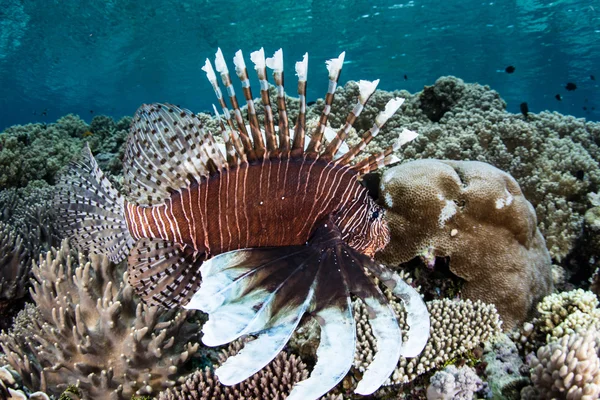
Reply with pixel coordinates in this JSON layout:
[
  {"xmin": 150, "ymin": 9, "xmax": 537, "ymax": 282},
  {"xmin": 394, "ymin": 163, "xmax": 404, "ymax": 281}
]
[
  {"xmin": 305, "ymin": 52, "xmax": 346, "ymax": 157},
  {"xmin": 124, "ymin": 104, "xmax": 227, "ymax": 206},
  {"xmin": 266, "ymin": 49, "xmax": 291, "ymax": 152},
  {"xmin": 232, "ymin": 50, "xmax": 266, "ymax": 158},
  {"xmin": 320, "ymin": 79, "xmax": 379, "ymax": 161},
  {"xmin": 352, "ymin": 127, "xmax": 419, "ymax": 175},
  {"xmin": 185, "ymin": 218, "xmax": 427, "ymax": 398},
  {"xmin": 250, "ymin": 48, "xmax": 278, "ymax": 153},
  {"xmin": 292, "ymin": 53, "xmax": 308, "ymax": 156},
  {"xmin": 336, "ymin": 97, "xmax": 407, "ymax": 167},
  {"xmin": 214, "ymin": 49, "xmax": 254, "ymax": 152},
  {"xmin": 54, "ymin": 144, "xmax": 134, "ymax": 263},
  {"xmin": 127, "ymin": 237, "xmax": 204, "ymax": 308}
]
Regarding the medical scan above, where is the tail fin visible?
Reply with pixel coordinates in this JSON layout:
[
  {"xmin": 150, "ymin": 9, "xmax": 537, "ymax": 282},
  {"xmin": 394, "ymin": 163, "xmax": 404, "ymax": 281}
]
[{"xmin": 54, "ymin": 144, "xmax": 134, "ymax": 263}]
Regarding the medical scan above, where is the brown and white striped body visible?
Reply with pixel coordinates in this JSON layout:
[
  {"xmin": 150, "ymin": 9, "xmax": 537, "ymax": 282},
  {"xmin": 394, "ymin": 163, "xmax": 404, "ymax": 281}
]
[
  {"xmin": 55, "ymin": 48, "xmax": 428, "ymax": 400},
  {"xmin": 124, "ymin": 158, "xmax": 386, "ymax": 258}
]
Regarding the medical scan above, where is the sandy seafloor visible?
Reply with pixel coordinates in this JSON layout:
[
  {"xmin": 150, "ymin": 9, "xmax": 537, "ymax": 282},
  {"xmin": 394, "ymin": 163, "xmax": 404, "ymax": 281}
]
[{"xmin": 1, "ymin": 76, "xmax": 600, "ymax": 399}]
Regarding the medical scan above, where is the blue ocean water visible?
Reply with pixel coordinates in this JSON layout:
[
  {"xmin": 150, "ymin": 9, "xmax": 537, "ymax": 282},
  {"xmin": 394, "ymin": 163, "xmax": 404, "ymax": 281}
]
[{"xmin": 0, "ymin": 0, "xmax": 598, "ymax": 130}]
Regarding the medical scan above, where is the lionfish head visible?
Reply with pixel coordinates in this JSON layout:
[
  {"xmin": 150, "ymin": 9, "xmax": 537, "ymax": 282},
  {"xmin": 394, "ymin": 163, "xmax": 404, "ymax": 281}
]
[{"xmin": 344, "ymin": 198, "xmax": 390, "ymax": 257}]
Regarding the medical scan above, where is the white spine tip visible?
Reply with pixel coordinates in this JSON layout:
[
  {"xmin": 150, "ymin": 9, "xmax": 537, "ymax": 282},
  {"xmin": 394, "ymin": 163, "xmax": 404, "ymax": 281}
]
[
  {"xmin": 358, "ymin": 79, "xmax": 380, "ymax": 103},
  {"xmin": 212, "ymin": 104, "xmax": 221, "ymax": 118},
  {"xmin": 233, "ymin": 50, "xmax": 246, "ymax": 76},
  {"xmin": 215, "ymin": 48, "xmax": 228, "ymax": 74},
  {"xmin": 202, "ymin": 58, "xmax": 217, "ymax": 83},
  {"xmin": 295, "ymin": 53, "xmax": 308, "ymax": 81},
  {"xmin": 393, "ymin": 128, "xmax": 418, "ymax": 150},
  {"xmin": 376, "ymin": 97, "xmax": 405, "ymax": 125},
  {"xmin": 266, "ymin": 48, "xmax": 284, "ymax": 72},
  {"xmin": 326, "ymin": 51, "xmax": 346, "ymax": 79},
  {"xmin": 250, "ymin": 47, "xmax": 266, "ymax": 70}
]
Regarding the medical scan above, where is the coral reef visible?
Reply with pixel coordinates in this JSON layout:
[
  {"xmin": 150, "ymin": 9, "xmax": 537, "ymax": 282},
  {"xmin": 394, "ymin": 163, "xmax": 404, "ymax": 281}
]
[
  {"xmin": 377, "ymin": 159, "xmax": 553, "ymax": 329},
  {"xmin": 0, "ymin": 240, "xmax": 201, "ymax": 399},
  {"xmin": 354, "ymin": 297, "xmax": 501, "ymax": 386},
  {"xmin": 158, "ymin": 349, "xmax": 309, "ymax": 400},
  {"xmin": 0, "ymin": 114, "xmax": 130, "ymax": 189},
  {"xmin": 0, "ymin": 221, "xmax": 28, "ymax": 330},
  {"xmin": 304, "ymin": 78, "xmax": 600, "ymax": 262},
  {"xmin": 426, "ymin": 365, "xmax": 483, "ymax": 400},
  {"xmin": 482, "ymin": 333, "xmax": 529, "ymax": 399},
  {"xmin": 513, "ymin": 289, "xmax": 600, "ymax": 355},
  {"xmin": 526, "ymin": 329, "xmax": 600, "ymax": 400}
]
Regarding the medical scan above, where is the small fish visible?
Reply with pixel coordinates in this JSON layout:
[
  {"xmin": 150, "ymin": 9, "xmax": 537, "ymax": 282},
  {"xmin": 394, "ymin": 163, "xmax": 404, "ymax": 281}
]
[
  {"xmin": 404, "ymin": 74, "xmax": 408, "ymax": 80},
  {"xmin": 520, "ymin": 102, "xmax": 529, "ymax": 118},
  {"xmin": 55, "ymin": 48, "xmax": 430, "ymax": 400},
  {"xmin": 555, "ymin": 94, "xmax": 562, "ymax": 101},
  {"xmin": 306, "ymin": 100, "xmax": 316, "ymax": 106},
  {"xmin": 565, "ymin": 82, "xmax": 577, "ymax": 91},
  {"xmin": 505, "ymin": 65, "xmax": 515, "ymax": 73},
  {"xmin": 90, "ymin": 109, "xmax": 94, "ymax": 114},
  {"xmin": 591, "ymin": 75, "xmax": 596, "ymax": 81}
]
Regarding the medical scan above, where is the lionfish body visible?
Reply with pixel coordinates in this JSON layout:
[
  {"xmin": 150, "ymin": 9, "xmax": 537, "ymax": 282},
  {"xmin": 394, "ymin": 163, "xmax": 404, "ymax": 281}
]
[{"xmin": 56, "ymin": 48, "xmax": 430, "ymax": 399}]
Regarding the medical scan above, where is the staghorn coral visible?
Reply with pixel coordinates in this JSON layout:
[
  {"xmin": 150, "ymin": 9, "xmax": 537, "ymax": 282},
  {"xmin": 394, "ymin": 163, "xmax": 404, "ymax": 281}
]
[
  {"xmin": 526, "ymin": 329, "xmax": 600, "ymax": 400},
  {"xmin": 426, "ymin": 365, "xmax": 483, "ymax": 400},
  {"xmin": 513, "ymin": 289, "xmax": 600, "ymax": 355},
  {"xmin": 377, "ymin": 159, "xmax": 553, "ymax": 329},
  {"xmin": 353, "ymin": 297, "xmax": 501, "ymax": 386},
  {"xmin": 0, "ymin": 240, "xmax": 200, "ymax": 399}
]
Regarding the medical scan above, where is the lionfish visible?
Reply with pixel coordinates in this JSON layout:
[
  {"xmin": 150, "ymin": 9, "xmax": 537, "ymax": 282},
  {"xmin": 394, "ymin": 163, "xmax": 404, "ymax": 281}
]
[{"xmin": 55, "ymin": 48, "xmax": 430, "ymax": 399}]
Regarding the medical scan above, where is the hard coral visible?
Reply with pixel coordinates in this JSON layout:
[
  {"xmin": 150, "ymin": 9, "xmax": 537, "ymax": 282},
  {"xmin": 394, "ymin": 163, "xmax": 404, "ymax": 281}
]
[
  {"xmin": 354, "ymin": 297, "xmax": 501, "ymax": 386},
  {"xmin": 320, "ymin": 77, "xmax": 600, "ymax": 262},
  {"xmin": 527, "ymin": 329, "xmax": 600, "ymax": 400},
  {"xmin": 378, "ymin": 159, "xmax": 553, "ymax": 329},
  {"xmin": 157, "ymin": 350, "xmax": 309, "ymax": 400},
  {"xmin": 0, "ymin": 240, "xmax": 200, "ymax": 399},
  {"xmin": 0, "ymin": 221, "xmax": 28, "ymax": 330},
  {"xmin": 0, "ymin": 114, "xmax": 131, "ymax": 189},
  {"xmin": 513, "ymin": 289, "xmax": 600, "ymax": 355},
  {"xmin": 426, "ymin": 365, "xmax": 483, "ymax": 400}
]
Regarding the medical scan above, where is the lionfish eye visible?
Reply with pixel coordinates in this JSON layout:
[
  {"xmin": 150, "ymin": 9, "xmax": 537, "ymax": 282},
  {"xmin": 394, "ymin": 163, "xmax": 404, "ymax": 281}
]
[{"xmin": 370, "ymin": 210, "xmax": 380, "ymax": 220}]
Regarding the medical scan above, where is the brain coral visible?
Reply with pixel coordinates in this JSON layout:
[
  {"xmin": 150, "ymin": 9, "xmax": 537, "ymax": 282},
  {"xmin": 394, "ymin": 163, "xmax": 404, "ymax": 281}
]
[
  {"xmin": 377, "ymin": 159, "xmax": 553, "ymax": 329},
  {"xmin": 0, "ymin": 240, "xmax": 200, "ymax": 399}
]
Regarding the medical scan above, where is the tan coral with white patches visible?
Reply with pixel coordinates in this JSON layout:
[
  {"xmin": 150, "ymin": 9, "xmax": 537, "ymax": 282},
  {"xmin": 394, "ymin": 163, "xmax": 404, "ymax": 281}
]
[{"xmin": 378, "ymin": 159, "xmax": 553, "ymax": 329}]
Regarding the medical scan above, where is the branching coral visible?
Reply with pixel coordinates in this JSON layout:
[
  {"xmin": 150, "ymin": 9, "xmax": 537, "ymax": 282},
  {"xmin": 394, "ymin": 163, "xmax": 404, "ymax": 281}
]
[
  {"xmin": 0, "ymin": 240, "xmax": 201, "ymax": 399},
  {"xmin": 377, "ymin": 159, "xmax": 553, "ymax": 329},
  {"xmin": 513, "ymin": 289, "xmax": 600, "ymax": 355},
  {"xmin": 353, "ymin": 297, "xmax": 501, "ymax": 386},
  {"xmin": 158, "ymin": 348, "xmax": 309, "ymax": 399},
  {"xmin": 527, "ymin": 329, "xmax": 600, "ymax": 400}
]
